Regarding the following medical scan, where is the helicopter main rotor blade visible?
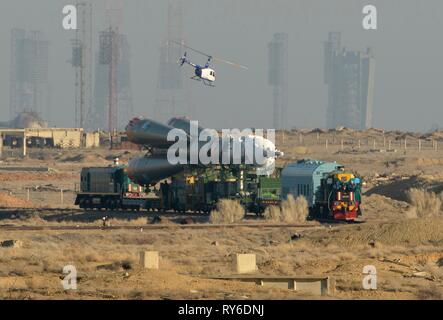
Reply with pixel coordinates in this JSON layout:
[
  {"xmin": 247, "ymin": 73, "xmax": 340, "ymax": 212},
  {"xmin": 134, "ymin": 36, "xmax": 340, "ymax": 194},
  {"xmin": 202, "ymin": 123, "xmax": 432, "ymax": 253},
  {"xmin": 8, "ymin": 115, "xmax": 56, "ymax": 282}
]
[
  {"xmin": 170, "ymin": 41, "xmax": 248, "ymax": 70},
  {"xmin": 170, "ymin": 40, "xmax": 212, "ymax": 58},
  {"xmin": 213, "ymin": 57, "xmax": 248, "ymax": 70}
]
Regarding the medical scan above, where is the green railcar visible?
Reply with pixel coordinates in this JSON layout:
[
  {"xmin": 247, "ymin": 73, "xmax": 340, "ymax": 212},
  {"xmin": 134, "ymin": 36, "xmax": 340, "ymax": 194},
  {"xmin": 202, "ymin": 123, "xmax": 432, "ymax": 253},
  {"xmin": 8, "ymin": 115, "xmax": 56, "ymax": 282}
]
[
  {"xmin": 75, "ymin": 166, "xmax": 149, "ymax": 210},
  {"xmin": 247, "ymin": 176, "xmax": 281, "ymax": 214},
  {"xmin": 75, "ymin": 164, "xmax": 282, "ymax": 214}
]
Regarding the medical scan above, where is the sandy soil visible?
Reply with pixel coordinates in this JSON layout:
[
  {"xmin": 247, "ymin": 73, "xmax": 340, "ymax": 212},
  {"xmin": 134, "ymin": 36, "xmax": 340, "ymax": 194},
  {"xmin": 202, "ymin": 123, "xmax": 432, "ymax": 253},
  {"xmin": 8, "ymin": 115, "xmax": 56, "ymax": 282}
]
[{"xmin": 0, "ymin": 129, "xmax": 442, "ymax": 300}]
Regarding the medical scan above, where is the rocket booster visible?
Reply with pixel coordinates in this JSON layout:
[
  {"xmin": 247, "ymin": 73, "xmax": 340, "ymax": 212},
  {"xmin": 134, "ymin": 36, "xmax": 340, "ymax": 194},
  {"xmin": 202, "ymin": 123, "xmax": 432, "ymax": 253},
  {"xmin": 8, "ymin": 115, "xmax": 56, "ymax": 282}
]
[
  {"xmin": 127, "ymin": 156, "xmax": 184, "ymax": 186},
  {"xmin": 125, "ymin": 117, "xmax": 284, "ymax": 185},
  {"xmin": 125, "ymin": 117, "xmax": 185, "ymax": 149}
]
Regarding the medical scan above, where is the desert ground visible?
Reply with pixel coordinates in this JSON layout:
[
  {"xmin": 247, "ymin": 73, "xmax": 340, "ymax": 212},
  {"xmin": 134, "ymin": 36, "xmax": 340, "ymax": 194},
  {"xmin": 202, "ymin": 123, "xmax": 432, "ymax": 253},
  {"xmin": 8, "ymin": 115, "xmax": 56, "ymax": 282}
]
[{"xmin": 0, "ymin": 128, "xmax": 442, "ymax": 300}]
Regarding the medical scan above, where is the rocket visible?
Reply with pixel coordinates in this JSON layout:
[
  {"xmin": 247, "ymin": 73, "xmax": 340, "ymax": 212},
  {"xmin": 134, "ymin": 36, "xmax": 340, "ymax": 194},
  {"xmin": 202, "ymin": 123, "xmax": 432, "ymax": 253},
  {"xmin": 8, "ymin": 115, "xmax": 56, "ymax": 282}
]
[{"xmin": 125, "ymin": 117, "xmax": 284, "ymax": 185}]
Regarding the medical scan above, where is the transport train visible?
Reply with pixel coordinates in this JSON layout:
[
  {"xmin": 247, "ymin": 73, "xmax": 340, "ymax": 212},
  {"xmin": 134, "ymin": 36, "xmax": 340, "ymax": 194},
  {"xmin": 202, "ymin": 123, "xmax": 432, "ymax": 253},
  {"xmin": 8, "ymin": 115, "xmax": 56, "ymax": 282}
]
[
  {"xmin": 75, "ymin": 159, "xmax": 362, "ymax": 221},
  {"xmin": 75, "ymin": 164, "xmax": 281, "ymax": 214}
]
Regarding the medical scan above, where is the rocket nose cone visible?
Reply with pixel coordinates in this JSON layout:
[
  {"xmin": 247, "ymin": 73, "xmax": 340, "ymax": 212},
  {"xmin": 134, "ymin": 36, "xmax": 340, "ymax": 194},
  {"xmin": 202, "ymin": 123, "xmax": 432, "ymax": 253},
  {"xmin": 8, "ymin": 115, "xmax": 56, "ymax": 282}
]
[{"xmin": 126, "ymin": 117, "xmax": 142, "ymax": 132}]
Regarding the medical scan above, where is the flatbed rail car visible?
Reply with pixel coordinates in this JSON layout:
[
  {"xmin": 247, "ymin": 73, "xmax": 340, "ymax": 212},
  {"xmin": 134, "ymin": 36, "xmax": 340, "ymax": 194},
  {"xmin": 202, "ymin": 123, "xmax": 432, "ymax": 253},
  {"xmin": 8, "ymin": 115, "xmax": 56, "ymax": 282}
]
[
  {"xmin": 157, "ymin": 166, "xmax": 281, "ymax": 213},
  {"xmin": 75, "ymin": 165, "xmax": 281, "ymax": 214}
]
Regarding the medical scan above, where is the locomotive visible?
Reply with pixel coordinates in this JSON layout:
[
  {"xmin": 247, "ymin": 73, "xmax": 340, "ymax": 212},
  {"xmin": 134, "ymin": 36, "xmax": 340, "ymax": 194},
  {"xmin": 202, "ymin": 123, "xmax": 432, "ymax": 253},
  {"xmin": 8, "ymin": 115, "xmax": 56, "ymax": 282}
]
[
  {"xmin": 281, "ymin": 160, "xmax": 362, "ymax": 221},
  {"xmin": 75, "ymin": 165, "xmax": 150, "ymax": 211}
]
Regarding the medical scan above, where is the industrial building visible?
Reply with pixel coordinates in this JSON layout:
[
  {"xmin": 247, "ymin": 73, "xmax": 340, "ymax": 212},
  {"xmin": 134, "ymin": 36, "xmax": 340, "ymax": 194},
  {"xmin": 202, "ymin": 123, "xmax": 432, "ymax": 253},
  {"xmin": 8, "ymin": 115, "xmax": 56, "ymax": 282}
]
[
  {"xmin": 324, "ymin": 32, "xmax": 376, "ymax": 130},
  {"xmin": 9, "ymin": 29, "xmax": 50, "ymax": 122},
  {"xmin": 268, "ymin": 33, "xmax": 288, "ymax": 130},
  {"xmin": 93, "ymin": 31, "xmax": 133, "ymax": 131},
  {"xmin": 0, "ymin": 128, "xmax": 99, "ymax": 157},
  {"xmin": 70, "ymin": 2, "xmax": 93, "ymax": 130}
]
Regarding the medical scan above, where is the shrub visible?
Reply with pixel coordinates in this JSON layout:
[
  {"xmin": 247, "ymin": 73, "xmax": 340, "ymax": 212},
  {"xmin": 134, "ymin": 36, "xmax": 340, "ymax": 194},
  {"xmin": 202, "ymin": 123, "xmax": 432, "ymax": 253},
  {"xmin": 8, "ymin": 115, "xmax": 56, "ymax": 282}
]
[
  {"xmin": 209, "ymin": 199, "xmax": 245, "ymax": 224},
  {"xmin": 263, "ymin": 205, "xmax": 281, "ymax": 222},
  {"xmin": 406, "ymin": 188, "xmax": 442, "ymax": 218},
  {"xmin": 281, "ymin": 195, "xmax": 308, "ymax": 223},
  {"xmin": 264, "ymin": 195, "xmax": 308, "ymax": 223}
]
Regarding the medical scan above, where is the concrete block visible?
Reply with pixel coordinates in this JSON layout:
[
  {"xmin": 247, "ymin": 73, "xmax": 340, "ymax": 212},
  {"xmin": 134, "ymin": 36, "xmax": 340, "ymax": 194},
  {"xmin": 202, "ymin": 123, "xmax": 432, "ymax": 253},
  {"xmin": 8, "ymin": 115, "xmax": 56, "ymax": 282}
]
[
  {"xmin": 139, "ymin": 251, "xmax": 159, "ymax": 269},
  {"xmin": 209, "ymin": 275, "xmax": 334, "ymax": 296},
  {"xmin": 294, "ymin": 279, "xmax": 323, "ymax": 296},
  {"xmin": 233, "ymin": 254, "xmax": 257, "ymax": 274}
]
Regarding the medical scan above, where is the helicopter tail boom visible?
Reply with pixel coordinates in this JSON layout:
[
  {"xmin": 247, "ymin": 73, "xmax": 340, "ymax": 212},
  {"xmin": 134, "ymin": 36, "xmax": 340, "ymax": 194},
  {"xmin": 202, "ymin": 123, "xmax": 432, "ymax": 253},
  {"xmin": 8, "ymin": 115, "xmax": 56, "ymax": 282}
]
[
  {"xmin": 171, "ymin": 40, "xmax": 247, "ymax": 70},
  {"xmin": 177, "ymin": 53, "xmax": 196, "ymax": 68}
]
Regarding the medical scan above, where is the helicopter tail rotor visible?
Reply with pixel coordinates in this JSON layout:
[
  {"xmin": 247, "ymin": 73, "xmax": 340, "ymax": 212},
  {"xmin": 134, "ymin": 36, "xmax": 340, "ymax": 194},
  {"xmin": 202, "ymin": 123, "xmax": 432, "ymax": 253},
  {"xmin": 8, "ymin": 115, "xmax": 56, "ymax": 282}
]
[{"xmin": 177, "ymin": 52, "xmax": 187, "ymax": 67}]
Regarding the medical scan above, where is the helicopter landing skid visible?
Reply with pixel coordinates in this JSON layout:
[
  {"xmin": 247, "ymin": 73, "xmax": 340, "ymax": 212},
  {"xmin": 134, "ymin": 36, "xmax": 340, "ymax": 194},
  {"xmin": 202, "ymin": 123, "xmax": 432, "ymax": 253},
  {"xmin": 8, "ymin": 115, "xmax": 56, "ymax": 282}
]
[
  {"xmin": 190, "ymin": 76, "xmax": 215, "ymax": 87},
  {"xmin": 203, "ymin": 79, "xmax": 215, "ymax": 87}
]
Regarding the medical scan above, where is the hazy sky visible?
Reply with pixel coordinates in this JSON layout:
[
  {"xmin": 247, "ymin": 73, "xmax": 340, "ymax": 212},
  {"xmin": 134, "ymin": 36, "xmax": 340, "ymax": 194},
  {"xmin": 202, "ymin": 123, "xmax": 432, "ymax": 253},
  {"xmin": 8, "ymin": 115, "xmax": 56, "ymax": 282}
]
[{"xmin": 0, "ymin": 0, "xmax": 442, "ymax": 132}]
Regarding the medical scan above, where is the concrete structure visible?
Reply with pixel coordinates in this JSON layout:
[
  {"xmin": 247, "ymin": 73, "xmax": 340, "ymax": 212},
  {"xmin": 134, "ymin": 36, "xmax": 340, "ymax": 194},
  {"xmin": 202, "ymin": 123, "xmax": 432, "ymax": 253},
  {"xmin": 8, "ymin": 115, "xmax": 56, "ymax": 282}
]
[
  {"xmin": 70, "ymin": 2, "xmax": 93, "ymax": 129},
  {"xmin": 211, "ymin": 275, "xmax": 333, "ymax": 296},
  {"xmin": 324, "ymin": 32, "xmax": 375, "ymax": 130},
  {"xmin": 268, "ymin": 33, "xmax": 288, "ymax": 130},
  {"xmin": 84, "ymin": 132, "xmax": 100, "ymax": 148},
  {"xmin": 139, "ymin": 251, "xmax": 159, "ymax": 270},
  {"xmin": 10, "ymin": 29, "xmax": 50, "ymax": 122},
  {"xmin": 0, "ymin": 128, "xmax": 99, "ymax": 157},
  {"xmin": 233, "ymin": 254, "xmax": 257, "ymax": 274},
  {"xmin": 93, "ymin": 32, "xmax": 133, "ymax": 131}
]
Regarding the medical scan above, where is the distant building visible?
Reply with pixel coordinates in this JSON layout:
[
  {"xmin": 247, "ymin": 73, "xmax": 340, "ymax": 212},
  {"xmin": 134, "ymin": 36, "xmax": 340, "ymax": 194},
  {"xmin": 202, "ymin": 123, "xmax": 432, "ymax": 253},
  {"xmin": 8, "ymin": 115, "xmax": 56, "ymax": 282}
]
[
  {"xmin": 9, "ymin": 29, "xmax": 50, "ymax": 121},
  {"xmin": 92, "ymin": 32, "xmax": 133, "ymax": 130},
  {"xmin": 324, "ymin": 32, "xmax": 375, "ymax": 130},
  {"xmin": 154, "ymin": 0, "xmax": 192, "ymax": 123},
  {"xmin": 268, "ymin": 33, "xmax": 288, "ymax": 130}
]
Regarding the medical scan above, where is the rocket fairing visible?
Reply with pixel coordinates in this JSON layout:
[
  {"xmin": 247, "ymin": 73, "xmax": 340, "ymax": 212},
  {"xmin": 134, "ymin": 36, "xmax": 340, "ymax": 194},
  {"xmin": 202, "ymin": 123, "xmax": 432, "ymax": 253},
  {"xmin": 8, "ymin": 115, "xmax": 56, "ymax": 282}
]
[
  {"xmin": 167, "ymin": 117, "xmax": 205, "ymax": 136},
  {"xmin": 125, "ymin": 117, "xmax": 188, "ymax": 149}
]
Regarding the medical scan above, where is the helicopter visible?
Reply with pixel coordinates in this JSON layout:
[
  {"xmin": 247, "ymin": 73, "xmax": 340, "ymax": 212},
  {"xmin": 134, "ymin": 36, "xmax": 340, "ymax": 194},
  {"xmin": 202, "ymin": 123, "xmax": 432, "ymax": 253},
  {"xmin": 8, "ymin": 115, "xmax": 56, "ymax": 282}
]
[{"xmin": 171, "ymin": 41, "xmax": 248, "ymax": 87}]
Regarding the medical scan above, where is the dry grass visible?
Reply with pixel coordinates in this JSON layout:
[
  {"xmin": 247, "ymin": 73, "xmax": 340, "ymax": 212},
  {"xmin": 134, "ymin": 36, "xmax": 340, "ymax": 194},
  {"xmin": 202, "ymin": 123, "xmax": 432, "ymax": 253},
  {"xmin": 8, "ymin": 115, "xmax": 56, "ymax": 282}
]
[
  {"xmin": 264, "ymin": 195, "xmax": 308, "ymax": 223},
  {"xmin": 0, "ymin": 222, "xmax": 438, "ymax": 300},
  {"xmin": 107, "ymin": 217, "xmax": 148, "ymax": 226},
  {"xmin": 209, "ymin": 199, "xmax": 245, "ymax": 224},
  {"xmin": 0, "ymin": 192, "xmax": 35, "ymax": 208},
  {"xmin": 263, "ymin": 206, "xmax": 281, "ymax": 222},
  {"xmin": 406, "ymin": 188, "xmax": 442, "ymax": 218},
  {"xmin": 416, "ymin": 285, "xmax": 443, "ymax": 300}
]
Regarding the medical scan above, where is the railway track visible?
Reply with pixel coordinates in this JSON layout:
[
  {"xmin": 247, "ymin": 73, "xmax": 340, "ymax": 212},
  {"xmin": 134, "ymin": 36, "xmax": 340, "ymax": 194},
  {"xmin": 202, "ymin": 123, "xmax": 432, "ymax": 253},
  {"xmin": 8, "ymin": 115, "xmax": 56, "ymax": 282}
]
[
  {"xmin": 0, "ymin": 207, "xmax": 214, "ymax": 216},
  {"xmin": 0, "ymin": 207, "xmax": 362, "ymax": 232},
  {"xmin": 0, "ymin": 223, "xmax": 323, "ymax": 232}
]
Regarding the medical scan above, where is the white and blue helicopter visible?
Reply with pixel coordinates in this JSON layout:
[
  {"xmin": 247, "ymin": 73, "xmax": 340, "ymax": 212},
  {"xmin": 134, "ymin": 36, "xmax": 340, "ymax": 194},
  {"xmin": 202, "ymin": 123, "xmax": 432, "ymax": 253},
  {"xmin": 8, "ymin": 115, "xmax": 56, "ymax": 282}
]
[{"xmin": 172, "ymin": 41, "xmax": 248, "ymax": 87}]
